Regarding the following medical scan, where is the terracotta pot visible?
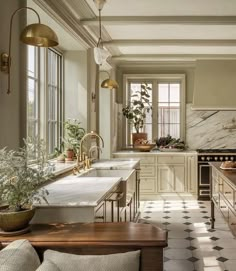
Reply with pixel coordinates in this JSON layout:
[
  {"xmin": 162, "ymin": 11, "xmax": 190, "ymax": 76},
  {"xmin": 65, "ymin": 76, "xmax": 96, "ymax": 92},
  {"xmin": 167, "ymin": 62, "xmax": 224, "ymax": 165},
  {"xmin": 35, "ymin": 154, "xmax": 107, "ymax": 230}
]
[
  {"xmin": 66, "ymin": 149, "xmax": 74, "ymax": 161},
  {"xmin": 132, "ymin": 133, "xmax": 147, "ymax": 146},
  {"xmin": 0, "ymin": 207, "xmax": 35, "ymax": 232}
]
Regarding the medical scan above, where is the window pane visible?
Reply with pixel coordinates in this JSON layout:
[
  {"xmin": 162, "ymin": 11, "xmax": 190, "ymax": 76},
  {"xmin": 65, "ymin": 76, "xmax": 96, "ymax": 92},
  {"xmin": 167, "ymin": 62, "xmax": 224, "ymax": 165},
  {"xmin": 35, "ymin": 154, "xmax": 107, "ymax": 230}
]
[
  {"xmin": 158, "ymin": 107, "xmax": 169, "ymax": 123},
  {"xmin": 47, "ymin": 49, "xmax": 62, "ymax": 155},
  {"xmin": 27, "ymin": 46, "xmax": 38, "ymax": 141},
  {"xmin": 169, "ymin": 108, "xmax": 180, "ymax": 123},
  {"xmin": 158, "ymin": 124, "xmax": 169, "ymax": 138},
  {"xmin": 169, "ymin": 124, "xmax": 180, "ymax": 138},
  {"xmin": 170, "ymin": 84, "xmax": 180, "ymax": 102},
  {"xmin": 158, "ymin": 84, "xmax": 168, "ymax": 102},
  {"xmin": 27, "ymin": 46, "xmax": 35, "ymax": 77}
]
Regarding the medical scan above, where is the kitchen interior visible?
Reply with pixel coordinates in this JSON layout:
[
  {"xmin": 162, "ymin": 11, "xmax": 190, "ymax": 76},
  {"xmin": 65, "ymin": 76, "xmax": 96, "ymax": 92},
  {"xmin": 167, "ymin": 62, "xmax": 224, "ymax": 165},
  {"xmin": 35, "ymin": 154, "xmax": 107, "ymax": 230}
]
[{"xmin": 1, "ymin": 0, "xmax": 236, "ymax": 271}]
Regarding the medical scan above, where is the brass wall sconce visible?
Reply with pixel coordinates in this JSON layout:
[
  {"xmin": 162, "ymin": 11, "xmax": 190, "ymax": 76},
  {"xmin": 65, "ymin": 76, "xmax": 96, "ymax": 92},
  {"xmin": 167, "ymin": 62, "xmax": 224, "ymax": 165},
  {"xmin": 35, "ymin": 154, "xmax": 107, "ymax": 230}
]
[
  {"xmin": 100, "ymin": 71, "xmax": 119, "ymax": 90},
  {"xmin": 1, "ymin": 7, "xmax": 59, "ymax": 94}
]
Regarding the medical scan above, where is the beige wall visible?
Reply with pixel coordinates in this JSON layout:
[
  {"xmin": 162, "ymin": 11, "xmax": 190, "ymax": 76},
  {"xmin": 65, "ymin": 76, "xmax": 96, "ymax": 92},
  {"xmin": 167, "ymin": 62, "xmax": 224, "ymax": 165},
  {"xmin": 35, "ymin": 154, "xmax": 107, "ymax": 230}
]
[
  {"xmin": 0, "ymin": 0, "xmax": 27, "ymax": 149},
  {"xmin": 64, "ymin": 51, "xmax": 88, "ymax": 131},
  {"xmin": 115, "ymin": 64, "xmax": 195, "ymax": 104}
]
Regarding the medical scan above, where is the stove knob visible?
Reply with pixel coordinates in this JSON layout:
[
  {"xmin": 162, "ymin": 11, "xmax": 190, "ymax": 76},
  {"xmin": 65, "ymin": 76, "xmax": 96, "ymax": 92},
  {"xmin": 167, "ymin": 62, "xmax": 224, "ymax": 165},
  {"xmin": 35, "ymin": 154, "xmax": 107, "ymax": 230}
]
[
  {"xmin": 225, "ymin": 157, "xmax": 229, "ymax": 161},
  {"xmin": 220, "ymin": 157, "xmax": 223, "ymax": 161},
  {"xmin": 214, "ymin": 157, "xmax": 218, "ymax": 161},
  {"xmin": 207, "ymin": 157, "xmax": 211, "ymax": 161},
  {"xmin": 231, "ymin": 157, "xmax": 234, "ymax": 161},
  {"xmin": 201, "ymin": 156, "xmax": 205, "ymax": 161}
]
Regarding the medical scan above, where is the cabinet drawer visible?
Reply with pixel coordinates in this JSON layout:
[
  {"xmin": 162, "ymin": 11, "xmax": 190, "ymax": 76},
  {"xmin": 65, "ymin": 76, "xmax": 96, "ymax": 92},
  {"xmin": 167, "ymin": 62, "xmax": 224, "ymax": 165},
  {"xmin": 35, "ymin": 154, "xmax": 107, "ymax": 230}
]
[
  {"xmin": 140, "ymin": 165, "xmax": 155, "ymax": 177},
  {"xmin": 219, "ymin": 196, "xmax": 229, "ymax": 220},
  {"xmin": 157, "ymin": 156, "xmax": 185, "ymax": 164},
  {"xmin": 140, "ymin": 178, "xmax": 156, "ymax": 193},
  {"xmin": 223, "ymin": 181, "xmax": 234, "ymax": 207},
  {"xmin": 140, "ymin": 156, "xmax": 155, "ymax": 165}
]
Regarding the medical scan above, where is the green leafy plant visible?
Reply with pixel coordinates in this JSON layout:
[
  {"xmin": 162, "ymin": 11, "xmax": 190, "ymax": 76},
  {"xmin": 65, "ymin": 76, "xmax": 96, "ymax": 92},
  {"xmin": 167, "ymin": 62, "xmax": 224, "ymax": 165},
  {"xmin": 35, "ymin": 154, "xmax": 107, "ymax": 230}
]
[
  {"xmin": 63, "ymin": 119, "xmax": 85, "ymax": 153},
  {"xmin": 122, "ymin": 83, "xmax": 152, "ymax": 133},
  {"xmin": 0, "ymin": 137, "xmax": 54, "ymax": 212}
]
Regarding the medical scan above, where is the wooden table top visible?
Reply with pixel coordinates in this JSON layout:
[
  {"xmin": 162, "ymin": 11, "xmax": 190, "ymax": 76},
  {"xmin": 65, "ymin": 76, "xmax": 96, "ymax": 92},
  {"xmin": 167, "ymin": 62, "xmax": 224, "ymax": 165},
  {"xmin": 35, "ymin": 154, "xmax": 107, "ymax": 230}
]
[{"xmin": 0, "ymin": 222, "xmax": 167, "ymax": 248}]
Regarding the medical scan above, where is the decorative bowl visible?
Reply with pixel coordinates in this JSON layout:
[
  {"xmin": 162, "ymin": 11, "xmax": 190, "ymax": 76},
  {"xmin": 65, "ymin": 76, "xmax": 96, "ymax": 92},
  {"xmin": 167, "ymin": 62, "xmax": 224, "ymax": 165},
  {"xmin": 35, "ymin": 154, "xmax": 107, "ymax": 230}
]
[{"xmin": 134, "ymin": 144, "xmax": 156, "ymax": 152}]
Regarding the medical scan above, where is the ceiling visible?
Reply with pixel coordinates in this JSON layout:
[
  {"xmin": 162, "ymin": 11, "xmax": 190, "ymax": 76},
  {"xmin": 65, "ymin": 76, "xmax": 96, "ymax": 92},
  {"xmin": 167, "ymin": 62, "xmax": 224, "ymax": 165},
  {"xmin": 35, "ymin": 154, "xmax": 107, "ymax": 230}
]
[{"xmin": 36, "ymin": 0, "xmax": 236, "ymax": 65}]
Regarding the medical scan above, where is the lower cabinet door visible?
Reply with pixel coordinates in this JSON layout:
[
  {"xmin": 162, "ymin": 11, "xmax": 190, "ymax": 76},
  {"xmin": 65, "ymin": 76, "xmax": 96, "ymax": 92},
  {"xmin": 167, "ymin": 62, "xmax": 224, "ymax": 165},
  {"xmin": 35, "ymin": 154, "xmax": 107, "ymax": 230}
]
[
  {"xmin": 157, "ymin": 165, "xmax": 185, "ymax": 192},
  {"xmin": 229, "ymin": 209, "xmax": 236, "ymax": 236},
  {"xmin": 140, "ymin": 178, "xmax": 156, "ymax": 193}
]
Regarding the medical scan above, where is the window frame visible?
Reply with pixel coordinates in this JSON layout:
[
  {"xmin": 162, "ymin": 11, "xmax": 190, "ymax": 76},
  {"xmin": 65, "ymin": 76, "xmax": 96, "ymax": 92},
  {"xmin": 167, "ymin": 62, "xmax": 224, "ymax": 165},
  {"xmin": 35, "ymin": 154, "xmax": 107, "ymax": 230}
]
[
  {"xmin": 123, "ymin": 74, "xmax": 186, "ymax": 146},
  {"xmin": 26, "ymin": 46, "xmax": 64, "ymax": 158}
]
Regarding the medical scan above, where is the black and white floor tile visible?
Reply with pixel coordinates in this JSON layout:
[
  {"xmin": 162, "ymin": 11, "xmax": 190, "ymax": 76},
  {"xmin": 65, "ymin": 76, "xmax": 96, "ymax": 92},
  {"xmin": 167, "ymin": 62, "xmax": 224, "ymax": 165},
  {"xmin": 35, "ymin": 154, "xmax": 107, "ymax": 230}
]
[{"xmin": 139, "ymin": 194, "xmax": 236, "ymax": 271}]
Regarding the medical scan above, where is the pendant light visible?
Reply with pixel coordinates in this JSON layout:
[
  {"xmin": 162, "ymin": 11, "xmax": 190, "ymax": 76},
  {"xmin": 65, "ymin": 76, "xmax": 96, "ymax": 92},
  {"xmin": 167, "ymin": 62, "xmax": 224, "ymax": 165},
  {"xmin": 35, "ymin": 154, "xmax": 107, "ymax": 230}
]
[{"xmin": 93, "ymin": 0, "xmax": 110, "ymax": 66}]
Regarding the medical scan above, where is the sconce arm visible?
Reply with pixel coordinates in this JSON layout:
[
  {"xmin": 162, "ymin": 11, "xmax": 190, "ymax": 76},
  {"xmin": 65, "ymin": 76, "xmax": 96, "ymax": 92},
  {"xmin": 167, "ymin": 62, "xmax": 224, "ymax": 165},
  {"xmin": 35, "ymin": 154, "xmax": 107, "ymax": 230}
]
[{"xmin": 1, "ymin": 7, "xmax": 40, "ymax": 94}]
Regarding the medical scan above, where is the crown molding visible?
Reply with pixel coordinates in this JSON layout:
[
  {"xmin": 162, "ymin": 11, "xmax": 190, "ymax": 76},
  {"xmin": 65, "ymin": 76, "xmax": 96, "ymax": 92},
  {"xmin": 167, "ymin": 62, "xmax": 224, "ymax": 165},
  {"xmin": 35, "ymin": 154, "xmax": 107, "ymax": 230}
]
[
  {"xmin": 34, "ymin": 0, "xmax": 97, "ymax": 48},
  {"xmin": 81, "ymin": 16, "xmax": 236, "ymax": 26}
]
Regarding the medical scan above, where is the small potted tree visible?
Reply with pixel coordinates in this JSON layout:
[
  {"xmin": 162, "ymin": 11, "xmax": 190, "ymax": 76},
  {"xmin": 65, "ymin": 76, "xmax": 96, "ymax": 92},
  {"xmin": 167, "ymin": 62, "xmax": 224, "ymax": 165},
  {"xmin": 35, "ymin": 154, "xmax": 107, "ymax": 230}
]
[
  {"xmin": 122, "ymin": 82, "xmax": 152, "ymax": 145},
  {"xmin": 63, "ymin": 119, "xmax": 85, "ymax": 161},
  {"xmin": 0, "ymin": 137, "xmax": 54, "ymax": 233}
]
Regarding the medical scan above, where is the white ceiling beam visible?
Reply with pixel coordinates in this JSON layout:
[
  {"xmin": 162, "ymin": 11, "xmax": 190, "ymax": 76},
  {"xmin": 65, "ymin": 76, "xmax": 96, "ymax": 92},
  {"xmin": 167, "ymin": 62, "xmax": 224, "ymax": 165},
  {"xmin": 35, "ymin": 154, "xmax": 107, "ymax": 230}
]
[
  {"xmin": 112, "ymin": 54, "xmax": 236, "ymax": 62},
  {"xmin": 103, "ymin": 39, "xmax": 236, "ymax": 47},
  {"xmin": 81, "ymin": 16, "xmax": 236, "ymax": 26}
]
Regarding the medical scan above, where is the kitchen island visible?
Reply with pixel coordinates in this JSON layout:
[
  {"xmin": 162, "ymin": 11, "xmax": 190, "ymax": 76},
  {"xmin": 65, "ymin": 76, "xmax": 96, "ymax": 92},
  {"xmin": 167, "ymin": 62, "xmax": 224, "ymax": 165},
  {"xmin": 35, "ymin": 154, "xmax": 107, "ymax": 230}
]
[
  {"xmin": 32, "ymin": 175, "xmax": 121, "ymax": 224},
  {"xmin": 210, "ymin": 162, "xmax": 236, "ymax": 235}
]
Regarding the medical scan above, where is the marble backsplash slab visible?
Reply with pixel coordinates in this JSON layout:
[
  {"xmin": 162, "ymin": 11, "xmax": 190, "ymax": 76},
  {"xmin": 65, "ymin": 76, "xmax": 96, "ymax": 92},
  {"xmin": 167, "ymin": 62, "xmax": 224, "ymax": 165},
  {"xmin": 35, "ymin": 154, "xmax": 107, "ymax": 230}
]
[{"xmin": 186, "ymin": 104, "xmax": 236, "ymax": 149}]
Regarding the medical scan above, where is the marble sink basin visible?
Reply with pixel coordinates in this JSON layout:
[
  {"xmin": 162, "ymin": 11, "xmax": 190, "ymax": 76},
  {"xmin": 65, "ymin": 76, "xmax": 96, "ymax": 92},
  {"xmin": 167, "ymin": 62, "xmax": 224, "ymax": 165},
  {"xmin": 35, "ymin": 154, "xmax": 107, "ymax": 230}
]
[
  {"xmin": 78, "ymin": 168, "xmax": 136, "ymax": 207},
  {"xmin": 79, "ymin": 168, "xmax": 134, "ymax": 180}
]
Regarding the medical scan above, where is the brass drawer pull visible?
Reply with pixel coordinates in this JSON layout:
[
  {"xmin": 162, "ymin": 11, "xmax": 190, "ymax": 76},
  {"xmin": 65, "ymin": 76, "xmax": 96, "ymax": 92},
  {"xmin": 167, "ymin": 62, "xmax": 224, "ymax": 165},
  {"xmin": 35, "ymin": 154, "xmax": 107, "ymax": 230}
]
[
  {"xmin": 220, "ymin": 206, "xmax": 227, "ymax": 208},
  {"xmin": 231, "ymin": 223, "xmax": 236, "ymax": 226},
  {"xmin": 225, "ymin": 192, "xmax": 232, "ymax": 194}
]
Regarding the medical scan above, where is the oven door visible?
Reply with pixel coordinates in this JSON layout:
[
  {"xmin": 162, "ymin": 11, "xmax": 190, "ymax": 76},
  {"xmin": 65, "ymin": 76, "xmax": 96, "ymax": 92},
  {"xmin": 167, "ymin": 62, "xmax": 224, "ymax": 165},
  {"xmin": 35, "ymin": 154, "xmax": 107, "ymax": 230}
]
[{"xmin": 198, "ymin": 162, "xmax": 211, "ymax": 198}]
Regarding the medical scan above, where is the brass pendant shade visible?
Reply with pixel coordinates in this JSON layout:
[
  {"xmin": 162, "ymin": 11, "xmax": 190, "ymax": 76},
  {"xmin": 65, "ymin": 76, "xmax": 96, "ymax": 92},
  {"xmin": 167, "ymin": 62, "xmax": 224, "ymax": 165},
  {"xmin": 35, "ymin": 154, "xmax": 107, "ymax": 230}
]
[
  {"xmin": 101, "ymin": 78, "xmax": 119, "ymax": 90},
  {"xmin": 20, "ymin": 23, "xmax": 59, "ymax": 47}
]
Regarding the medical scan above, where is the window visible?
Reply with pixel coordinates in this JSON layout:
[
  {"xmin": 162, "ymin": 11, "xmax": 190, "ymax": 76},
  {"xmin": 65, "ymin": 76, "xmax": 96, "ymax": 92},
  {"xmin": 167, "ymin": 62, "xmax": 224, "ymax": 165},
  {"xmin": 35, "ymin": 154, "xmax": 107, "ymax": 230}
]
[
  {"xmin": 27, "ymin": 46, "xmax": 39, "ymax": 139},
  {"xmin": 47, "ymin": 49, "xmax": 63, "ymax": 155},
  {"xmin": 124, "ymin": 74, "xmax": 185, "ymax": 145},
  {"xmin": 26, "ymin": 47, "xmax": 63, "ymax": 156},
  {"xmin": 157, "ymin": 82, "xmax": 181, "ymax": 138}
]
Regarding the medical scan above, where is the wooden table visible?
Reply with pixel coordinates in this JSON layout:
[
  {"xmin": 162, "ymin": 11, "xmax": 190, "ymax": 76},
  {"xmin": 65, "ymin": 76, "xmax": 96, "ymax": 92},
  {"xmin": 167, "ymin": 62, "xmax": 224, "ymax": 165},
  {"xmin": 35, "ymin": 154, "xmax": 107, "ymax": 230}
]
[{"xmin": 0, "ymin": 222, "xmax": 167, "ymax": 271}]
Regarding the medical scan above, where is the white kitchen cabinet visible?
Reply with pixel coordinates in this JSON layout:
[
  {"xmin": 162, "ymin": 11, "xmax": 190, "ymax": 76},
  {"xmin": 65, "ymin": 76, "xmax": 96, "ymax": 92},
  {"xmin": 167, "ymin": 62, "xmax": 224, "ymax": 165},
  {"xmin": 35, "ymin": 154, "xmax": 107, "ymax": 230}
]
[
  {"xmin": 113, "ymin": 151, "xmax": 197, "ymax": 199},
  {"xmin": 186, "ymin": 154, "xmax": 197, "ymax": 193},
  {"xmin": 157, "ymin": 165, "xmax": 185, "ymax": 192}
]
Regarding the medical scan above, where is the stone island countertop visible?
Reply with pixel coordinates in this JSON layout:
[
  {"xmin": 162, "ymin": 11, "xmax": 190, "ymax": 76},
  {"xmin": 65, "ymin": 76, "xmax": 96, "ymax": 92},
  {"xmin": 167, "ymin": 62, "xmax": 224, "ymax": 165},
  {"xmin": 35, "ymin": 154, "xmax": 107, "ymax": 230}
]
[{"xmin": 34, "ymin": 175, "xmax": 121, "ymax": 208}]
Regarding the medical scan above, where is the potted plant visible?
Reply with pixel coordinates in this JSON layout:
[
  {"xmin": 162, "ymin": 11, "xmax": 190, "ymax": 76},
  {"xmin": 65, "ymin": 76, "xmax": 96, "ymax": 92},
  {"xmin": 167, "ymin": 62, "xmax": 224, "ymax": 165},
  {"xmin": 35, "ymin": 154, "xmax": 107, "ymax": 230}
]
[
  {"xmin": 0, "ymin": 137, "xmax": 54, "ymax": 233},
  {"xmin": 122, "ymin": 82, "xmax": 152, "ymax": 145},
  {"xmin": 63, "ymin": 119, "xmax": 85, "ymax": 161}
]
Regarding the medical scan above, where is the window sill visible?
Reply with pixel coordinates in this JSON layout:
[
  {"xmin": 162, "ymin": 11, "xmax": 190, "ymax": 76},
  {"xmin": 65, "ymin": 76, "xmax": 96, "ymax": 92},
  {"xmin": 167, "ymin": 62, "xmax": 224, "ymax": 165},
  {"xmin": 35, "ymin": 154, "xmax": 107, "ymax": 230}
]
[{"xmin": 50, "ymin": 160, "xmax": 76, "ymax": 176}]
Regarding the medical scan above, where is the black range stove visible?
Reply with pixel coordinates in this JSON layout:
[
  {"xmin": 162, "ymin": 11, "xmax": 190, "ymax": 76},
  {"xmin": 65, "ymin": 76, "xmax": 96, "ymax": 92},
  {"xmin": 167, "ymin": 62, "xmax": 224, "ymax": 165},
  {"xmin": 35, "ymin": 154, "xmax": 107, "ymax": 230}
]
[{"xmin": 196, "ymin": 149, "xmax": 236, "ymax": 200}]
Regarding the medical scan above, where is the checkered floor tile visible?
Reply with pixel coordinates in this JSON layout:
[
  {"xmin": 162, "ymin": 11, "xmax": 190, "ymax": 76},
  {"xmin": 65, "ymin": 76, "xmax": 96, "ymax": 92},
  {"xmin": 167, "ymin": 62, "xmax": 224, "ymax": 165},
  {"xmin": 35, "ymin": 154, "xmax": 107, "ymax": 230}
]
[{"xmin": 139, "ymin": 194, "xmax": 236, "ymax": 271}]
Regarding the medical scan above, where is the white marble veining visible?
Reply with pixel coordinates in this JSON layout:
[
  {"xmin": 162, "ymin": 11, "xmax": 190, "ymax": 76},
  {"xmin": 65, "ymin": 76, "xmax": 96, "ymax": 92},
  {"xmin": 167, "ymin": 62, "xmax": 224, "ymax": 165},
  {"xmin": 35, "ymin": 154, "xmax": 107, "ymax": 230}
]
[
  {"xmin": 91, "ymin": 159, "xmax": 140, "ymax": 169},
  {"xmin": 80, "ymin": 168, "xmax": 135, "ymax": 180},
  {"xmin": 186, "ymin": 103, "xmax": 236, "ymax": 149},
  {"xmin": 34, "ymin": 175, "xmax": 121, "ymax": 207}
]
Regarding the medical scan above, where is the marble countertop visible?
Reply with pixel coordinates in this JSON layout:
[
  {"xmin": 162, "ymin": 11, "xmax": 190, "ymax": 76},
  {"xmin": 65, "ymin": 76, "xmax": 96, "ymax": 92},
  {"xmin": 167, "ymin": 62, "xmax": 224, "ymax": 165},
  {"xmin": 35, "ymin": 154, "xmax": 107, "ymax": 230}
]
[
  {"xmin": 91, "ymin": 159, "xmax": 140, "ymax": 169},
  {"xmin": 210, "ymin": 162, "xmax": 236, "ymax": 188},
  {"xmin": 113, "ymin": 150, "xmax": 197, "ymax": 156},
  {"xmin": 34, "ymin": 175, "xmax": 121, "ymax": 208}
]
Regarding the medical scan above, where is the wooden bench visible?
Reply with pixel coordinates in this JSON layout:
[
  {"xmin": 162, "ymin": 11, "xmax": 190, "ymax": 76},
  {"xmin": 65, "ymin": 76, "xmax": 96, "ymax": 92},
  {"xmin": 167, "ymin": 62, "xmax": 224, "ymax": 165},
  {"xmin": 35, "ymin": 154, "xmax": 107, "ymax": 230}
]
[{"xmin": 0, "ymin": 222, "xmax": 167, "ymax": 271}]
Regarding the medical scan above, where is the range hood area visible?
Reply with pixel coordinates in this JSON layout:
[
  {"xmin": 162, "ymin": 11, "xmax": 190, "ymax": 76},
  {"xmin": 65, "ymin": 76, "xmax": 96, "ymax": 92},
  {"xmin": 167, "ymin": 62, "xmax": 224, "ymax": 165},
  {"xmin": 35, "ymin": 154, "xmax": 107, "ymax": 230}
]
[{"xmin": 192, "ymin": 60, "xmax": 236, "ymax": 110}]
